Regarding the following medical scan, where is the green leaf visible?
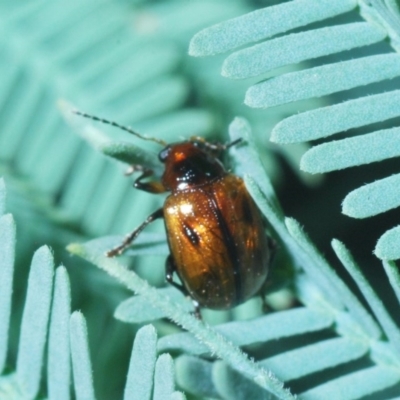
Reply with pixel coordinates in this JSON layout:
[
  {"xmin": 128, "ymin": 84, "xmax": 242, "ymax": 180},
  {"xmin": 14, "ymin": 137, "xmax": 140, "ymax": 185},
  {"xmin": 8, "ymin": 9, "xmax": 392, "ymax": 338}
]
[
  {"xmin": 67, "ymin": 240, "xmax": 295, "ymax": 400},
  {"xmin": 382, "ymin": 261, "xmax": 400, "ymax": 305},
  {"xmin": 189, "ymin": 0, "xmax": 357, "ymax": 56},
  {"xmin": 169, "ymin": 391, "xmax": 186, "ymax": 400},
  {"xmin": 229, "ymin": 117, "xmax": 283, "ymax": 217},
  {"xmin": 213, "ymin": 361, "xmax": 273, "ymax": 400},
  {"xmin": 271, "ymin": 90, "xmax": 400, "ymax": 143},
  {"xmin": 0, "ymin": 373, "xmax": 23, "ymax": 399},
  {"xmin": 223, "ymin": 22, "xmax": 385, "ymax": 79},
  {"xmin": 124, "ymin": 325, "xmax": 157, "ymax": 400},
  {"xmin": 360, "ymin": 0, "xmax": 400, "ymax": 48},
  {"xmin": 188, "ymin": 0, "xmax": 400, "ymax": 260},
  {"xmin": 47, "ymin": 267, "xmax": 71, "ymax": 400},
  {"xmin": 260, "ymin": 337, "xmax": 368, "ymax": 381},
  {"xmin": 153, "ymin": 354, "xmax": 175, "ymax": 400},
  {"xmin": 4, "ymin": 2, "xmax": 400, "ymax": 397},
  {"xmin": 300, "ymin": 365, "xmax": 400, "ymax": 400},
  {"xmin": 16, "ymin": 246, "xmax": 54, "ymax": 399},
  {"xmin": 0, "ymin": 0, "xmax": 223, "ymax": 246},
  {"xmin": 342, "ymin": 173, "xmax": 400, "ymax": 218},
  {"xmin": 301, "ymin": 128, "xmax": 400, "ymax": 174},
  {"xmin": 0, "ymin": 214, "xmax": 16, "ymax": 374},
  {"xmin": 158, "ymin": 308, "xmax": 333, "ymax": 355},
  {"xmin": 70, "ymin": 311, "xmax": 96, "ymax": 400},
  {"xmin": 332, "ymin": 239, "xmax": 400, "ymax": 357},
  {"xmin": 285, "ymin": 219, "xmax": 382, "ymax": 339},
  {"xmin": 375, "ymin": 225, "xmax": 400, "ymax": 260},
  {"xmin": 115, "ymin": 287, "xmax": 192, "ymax": 324},
  {"xmin": 193, "ymin": 0, "xmax": 400, "ymax": 261},
  {"xmin": 175, "ymin": 355, "xmax": 219, "ymax": 398},
  {"xmin": 245, "ymin": 54, "xmax": 400, "ymax": 108},
  {"xmin": 241, "ymin": 163, "xmax": 380, "ymax": 341}
]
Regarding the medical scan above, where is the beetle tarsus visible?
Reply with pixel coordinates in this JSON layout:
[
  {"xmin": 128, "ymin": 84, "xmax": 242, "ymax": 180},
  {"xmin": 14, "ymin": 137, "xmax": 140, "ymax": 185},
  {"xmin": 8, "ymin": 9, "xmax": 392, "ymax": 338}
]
[
  {"xmin": 105, "ymin": 247, "xmax": 123, "ymax": 257},
  {"xmin": 191, "ymin": 300, "xmax": 202, "ymax": 319}
]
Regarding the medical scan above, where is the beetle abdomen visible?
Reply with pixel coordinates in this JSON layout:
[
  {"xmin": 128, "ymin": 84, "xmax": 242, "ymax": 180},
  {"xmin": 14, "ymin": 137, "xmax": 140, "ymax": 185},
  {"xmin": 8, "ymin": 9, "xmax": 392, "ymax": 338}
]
[{"xmin": 163, "ymin": 174, "xmax": 270, "ymax": 309}]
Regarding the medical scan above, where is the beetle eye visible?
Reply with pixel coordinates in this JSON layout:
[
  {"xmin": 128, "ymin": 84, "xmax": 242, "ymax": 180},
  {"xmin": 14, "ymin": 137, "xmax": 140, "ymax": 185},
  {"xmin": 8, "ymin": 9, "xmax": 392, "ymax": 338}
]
[{"xmin": 158, "ymin": 146, "xmax": 171, "ymax": 162}]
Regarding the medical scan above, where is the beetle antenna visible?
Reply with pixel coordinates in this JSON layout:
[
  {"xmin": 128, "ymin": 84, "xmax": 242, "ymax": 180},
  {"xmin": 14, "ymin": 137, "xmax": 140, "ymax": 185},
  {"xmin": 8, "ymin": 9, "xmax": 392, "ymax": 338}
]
[
  {"xmin": 72, "ymin": 110, "xmax": 167, "ymax": 147},
  {"xmin": 224, "ymin": 138, "xmax": 243, "ymax": 149}
]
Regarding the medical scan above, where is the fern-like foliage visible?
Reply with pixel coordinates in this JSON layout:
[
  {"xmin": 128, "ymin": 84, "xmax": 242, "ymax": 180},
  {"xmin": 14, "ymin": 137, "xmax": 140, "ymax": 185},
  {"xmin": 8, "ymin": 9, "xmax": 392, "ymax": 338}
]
[
  {"xmin": 190, "ymin": 0, "xmax": 400, "ymax": 260},
  {"xmin": 67, "ymin": 119, "xmax": 400, "ymax": 399},
  {"xmin": 0, "ymin": 179, "xmax": 184, "ymax": 400},
  {"xmin": 0, "ymin": 1, "xmax": 253, "ymax": 397},
  {"xmin": 3, "ymin": 0, "xmax": 400, "ymax": 399}
]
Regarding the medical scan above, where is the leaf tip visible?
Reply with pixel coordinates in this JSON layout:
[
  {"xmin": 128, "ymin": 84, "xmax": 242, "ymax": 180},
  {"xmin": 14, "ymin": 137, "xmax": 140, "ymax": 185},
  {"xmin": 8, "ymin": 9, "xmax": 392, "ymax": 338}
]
[
  {"xmin": 138, "ymin": 323, "xmax": 157, "ymax": 339},
  {"xmin": 331, "ymin": 239, "xmax": 349, "ymax": 261},
  {"xmin": 244, "ymin": 87, "xmax": 258, "ymax": 108},
  {"xmin": 70, "ymin": 310, "xmax": 84, "ymax": 323},
  {"xmin": 374, "ymin": 226, "xmax": 400, "ymax": 261},
  {"xmin": 284, "ymin": 216, "xmax": 299, "ymax": 230},
  {"xmin": 35, "ymin": 244, "xmax": 54, "ymax": 262},
  {"xmin": 221, "ymin": 55, "xmax": 239, "ymax": 79},
  {"xmin": 188, "ymin": 29, "xmax": 210, "ymax": 57},
  {"xmin": 342, "ymin": 191, "xmax": 362, "ymax": 219},
  {"xmin": 331, "ymin": 238, "xmax": 342, "ymax": 251},
  {"xmin": 299, "ymin": 149, "xmax": 322, "ymax": 174}
]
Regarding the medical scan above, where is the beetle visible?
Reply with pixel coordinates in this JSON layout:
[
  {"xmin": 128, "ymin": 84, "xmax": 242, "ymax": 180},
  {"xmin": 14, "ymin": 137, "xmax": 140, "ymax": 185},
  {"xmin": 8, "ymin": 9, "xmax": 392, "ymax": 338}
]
[{"xmin": 73, "ymin": 110, "xmax": 275, "ymax": 315}]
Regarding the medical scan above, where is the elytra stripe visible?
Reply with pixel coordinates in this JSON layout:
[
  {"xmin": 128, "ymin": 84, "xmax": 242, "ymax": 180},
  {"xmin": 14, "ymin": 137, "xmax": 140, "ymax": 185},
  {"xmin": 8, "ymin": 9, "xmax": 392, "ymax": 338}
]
[{"xmin": 209, "ymin": 194, "xmax": 242, "ymax": 304}]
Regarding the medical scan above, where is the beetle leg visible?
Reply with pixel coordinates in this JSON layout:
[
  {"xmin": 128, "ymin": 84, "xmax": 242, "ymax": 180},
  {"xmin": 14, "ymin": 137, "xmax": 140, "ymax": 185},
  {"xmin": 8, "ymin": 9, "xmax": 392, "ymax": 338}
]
[
  {"xmin": 165, "ymin": 255, "xmax": 187, "ymax": 293},
  {"xmin": 268, "ymin": 236, "xmax": 278, "ymax": 264},
  {"xmin": 106, "ymin": 208, "xmax": 164, "ymax": 257},
  {"xmin": 123, "ymin": 164, "xmax": 166, "ymax": 192},
  {"xmin": 260, "ymin": 237, "xmax": 278, "ymax": 313},
  {"xmin": 134, "ymin": 167, "xmax": 166, "ymax": 194},
  {"xmin": 165, "ymin": 255, "xmax": 202, "ymax": 319}
]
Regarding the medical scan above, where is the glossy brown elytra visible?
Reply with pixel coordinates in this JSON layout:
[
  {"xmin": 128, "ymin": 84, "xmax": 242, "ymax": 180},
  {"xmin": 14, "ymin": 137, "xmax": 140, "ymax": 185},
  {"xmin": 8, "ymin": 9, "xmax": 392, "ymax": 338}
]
[{"xmin": 74, "ymin": 110, "xmax": 275, "ymax": 316}]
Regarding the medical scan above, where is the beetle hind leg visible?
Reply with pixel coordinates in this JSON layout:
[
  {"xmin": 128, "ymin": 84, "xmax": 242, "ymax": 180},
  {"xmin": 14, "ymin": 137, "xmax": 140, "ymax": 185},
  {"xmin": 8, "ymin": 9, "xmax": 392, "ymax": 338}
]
[
  {"xmin": 106, "ymin": 208, "xmax": 164, "ymax": 257},
  {"xmin": 165, "ymin": 255, "xmax": 186, "ymax": 293}
]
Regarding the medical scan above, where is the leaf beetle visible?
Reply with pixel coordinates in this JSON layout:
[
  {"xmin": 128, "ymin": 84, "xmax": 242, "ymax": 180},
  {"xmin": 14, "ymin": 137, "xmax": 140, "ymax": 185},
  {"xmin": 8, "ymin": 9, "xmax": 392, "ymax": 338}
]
[{"xmin": 74, "ymin": 110, "xmax": 275, "ymax": 316}]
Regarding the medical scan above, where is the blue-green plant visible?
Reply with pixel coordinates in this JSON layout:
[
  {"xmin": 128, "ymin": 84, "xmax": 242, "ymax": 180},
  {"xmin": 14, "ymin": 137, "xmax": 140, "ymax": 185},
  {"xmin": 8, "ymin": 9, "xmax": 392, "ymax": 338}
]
[
  {"xmin": 190, "ymin": 0, "xmax": 400, "ymax": 260},
  {"xmin": 0, "ymin": 179, "xmax": 183, "ymax": 400},
  {"xmin": 2, "ymin": 0, "xmax": 400, "ymax": 399}
]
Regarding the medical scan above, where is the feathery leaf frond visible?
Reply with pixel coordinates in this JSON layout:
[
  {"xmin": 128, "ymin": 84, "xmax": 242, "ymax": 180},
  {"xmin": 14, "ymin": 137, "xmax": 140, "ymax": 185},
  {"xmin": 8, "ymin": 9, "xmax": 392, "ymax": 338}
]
[
  {"xmin": 190, "ymin": 0, "xmax": 400, "ymax": 260},
  {"xmin": 69, "ymin": 119, "xmax": 400, "ymax": 398}
]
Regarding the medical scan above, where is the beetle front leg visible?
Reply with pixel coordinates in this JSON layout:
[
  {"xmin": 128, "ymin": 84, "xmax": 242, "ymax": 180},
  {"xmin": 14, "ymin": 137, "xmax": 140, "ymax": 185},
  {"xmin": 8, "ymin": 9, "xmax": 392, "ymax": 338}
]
[
  {"xmin": 166, "ymin": 255, "xmax": 201, "ymax": 319},
  {"xmin": 106, "ymin": 208, "xmax": 164, "ymax": 257},
  {"xmin": 133, "ymin": 166, "xmax": 166, "ymax": 194},
  {"xmin": 124, "ymin": 165, "xmax": 166, "ymax": 193}
]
